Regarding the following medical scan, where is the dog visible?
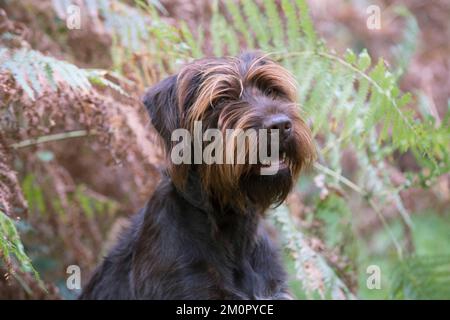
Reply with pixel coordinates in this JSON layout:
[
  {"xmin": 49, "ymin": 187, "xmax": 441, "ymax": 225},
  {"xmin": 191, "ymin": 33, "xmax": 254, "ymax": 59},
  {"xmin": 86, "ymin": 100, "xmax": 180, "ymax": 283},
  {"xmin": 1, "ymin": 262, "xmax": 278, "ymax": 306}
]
[{"xmin": 79, "ymin": 52, "xmax": 315, "ymax": 299}]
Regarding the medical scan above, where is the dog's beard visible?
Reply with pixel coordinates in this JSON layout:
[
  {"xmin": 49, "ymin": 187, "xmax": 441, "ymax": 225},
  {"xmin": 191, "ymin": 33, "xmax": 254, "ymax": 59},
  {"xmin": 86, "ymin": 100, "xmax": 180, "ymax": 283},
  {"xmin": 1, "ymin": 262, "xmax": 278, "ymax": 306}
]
[
  {"xmin": 241, "ymin": 164, "xmax": 294, "ymax": 209},
  {"xmin": 195, "ymin": 151, "xmax": 298, "ymax": 211},
  {"xmin": 239, "ymin": 132, "xmax": 305, "ymax": 210},
  {"xmin": 192, "ymin": 120, "xmax": 309, "ymax": 211}
]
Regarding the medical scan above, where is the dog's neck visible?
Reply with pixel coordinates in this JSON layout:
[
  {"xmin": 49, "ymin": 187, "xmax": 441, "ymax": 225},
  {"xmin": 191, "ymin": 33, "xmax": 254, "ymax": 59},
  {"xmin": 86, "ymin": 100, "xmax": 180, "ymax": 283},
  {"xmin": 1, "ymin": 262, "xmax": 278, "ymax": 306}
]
[
  {"xmin": 177, "ymin": 170, "xmax": 214, "ymax": 213},
  {"xmin": 176, "ymin": 170, "xmax": 262, "ymax": 215},
  {"xmin": 173, "ymin": 170, "xmax": 262, "ymax": 253}
]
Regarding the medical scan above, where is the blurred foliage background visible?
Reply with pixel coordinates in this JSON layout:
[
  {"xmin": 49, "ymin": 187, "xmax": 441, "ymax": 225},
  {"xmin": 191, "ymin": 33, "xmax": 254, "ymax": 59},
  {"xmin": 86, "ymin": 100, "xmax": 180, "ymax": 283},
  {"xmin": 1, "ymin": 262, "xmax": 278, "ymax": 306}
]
[{"xmin": 0, "ymin": 0, "xmax": 449, "ymax": 299}]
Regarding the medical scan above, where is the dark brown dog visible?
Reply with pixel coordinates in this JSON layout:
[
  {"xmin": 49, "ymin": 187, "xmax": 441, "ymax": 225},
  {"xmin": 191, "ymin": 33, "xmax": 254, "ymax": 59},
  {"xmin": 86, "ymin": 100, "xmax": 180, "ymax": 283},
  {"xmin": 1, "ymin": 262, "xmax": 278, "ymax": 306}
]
[{"xmin": 80, "ymin": 52, "xmax": 315, "ymax": 299}]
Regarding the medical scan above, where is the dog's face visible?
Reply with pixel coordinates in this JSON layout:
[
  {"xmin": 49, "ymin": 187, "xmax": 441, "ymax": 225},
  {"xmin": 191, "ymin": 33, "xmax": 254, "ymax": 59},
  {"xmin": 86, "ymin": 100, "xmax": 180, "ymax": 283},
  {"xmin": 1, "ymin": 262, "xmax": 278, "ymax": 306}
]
[{"xmin": 143, "ymin": 52, "xmax": 315, "ymax": 210}]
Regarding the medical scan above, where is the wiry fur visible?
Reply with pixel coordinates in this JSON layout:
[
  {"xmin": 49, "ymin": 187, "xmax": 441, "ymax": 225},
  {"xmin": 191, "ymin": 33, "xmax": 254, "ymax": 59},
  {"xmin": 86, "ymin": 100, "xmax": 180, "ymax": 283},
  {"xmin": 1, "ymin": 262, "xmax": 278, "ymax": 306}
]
[{"xmin": 79, "ymin": 52, "xmax": 315, "ymax": 299}]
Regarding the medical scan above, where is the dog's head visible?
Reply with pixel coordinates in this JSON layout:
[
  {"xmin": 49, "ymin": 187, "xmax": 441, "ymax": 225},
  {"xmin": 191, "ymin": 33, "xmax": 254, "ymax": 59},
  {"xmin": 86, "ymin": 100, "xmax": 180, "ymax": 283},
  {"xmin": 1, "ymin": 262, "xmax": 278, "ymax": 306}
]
[{"xmin": 143, "ymin": 52, "xmax": 315, "ymax": 210}]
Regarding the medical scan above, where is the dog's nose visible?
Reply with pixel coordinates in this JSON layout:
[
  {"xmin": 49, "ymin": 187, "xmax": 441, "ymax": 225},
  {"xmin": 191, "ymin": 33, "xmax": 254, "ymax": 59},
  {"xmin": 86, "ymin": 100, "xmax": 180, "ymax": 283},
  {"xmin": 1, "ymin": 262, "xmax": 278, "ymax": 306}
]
[{"xmin": 264, "ymin": 115, "xmax": 292, "ymax": 140}]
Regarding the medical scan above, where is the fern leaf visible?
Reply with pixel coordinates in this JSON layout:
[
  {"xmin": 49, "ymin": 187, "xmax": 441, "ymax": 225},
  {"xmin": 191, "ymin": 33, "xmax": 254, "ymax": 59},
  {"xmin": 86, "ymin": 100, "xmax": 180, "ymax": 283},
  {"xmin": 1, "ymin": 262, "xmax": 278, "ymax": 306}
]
[
  {"xmin": 281, "ymin": 0, "xmax": 302, "ymax": 50},
  {"xmin": 87, "ymin": 69, "xmax": 131, "ymax": 97},
  {"xmin": 392, "ymin": 6, "xmax": 419, "ymax": 76},
  {"xmin": 263, "ymin": 0, "xmax": 284, "ymax": 48},
  {"xmin": 242, "ymin": 0, "xmax": 270, "ymax": 50},
  {"xmin": 224, "ymin": 0, "xmax": 255, "ymax": 48},
  {"xmin": 0, "ymin": 210, "xmax": 42, "ymax": 285},
  {"xmin": 211, "ymin": 1, "xmax": 227, "ymax": 56},
  {"xmin": 391, "ymin": 255, "xmax": 450, "ymax": 299},
  {"xmin": 296, "ymin": 0, "xmax": 317, "ymax": 46},
  {"xmin": 0, "ymin": 46, "xmax": 130, "ymax": 99},
  {"xmin": 271, "ymin": 205, "xmax": 355, "ymax": 299},
  {"xmin": 179, "ymin": 21, "xmax": 202, "ymax": 59}
]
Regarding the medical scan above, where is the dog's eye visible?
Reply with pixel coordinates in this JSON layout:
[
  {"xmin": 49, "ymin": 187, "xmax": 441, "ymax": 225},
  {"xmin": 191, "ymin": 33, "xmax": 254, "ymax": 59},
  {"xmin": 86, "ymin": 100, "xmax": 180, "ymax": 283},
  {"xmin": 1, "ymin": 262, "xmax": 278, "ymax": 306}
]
[
  {"xmin": 215, "ymin": 97, "xmax": 228, "ymax": 106},
  {"xmin": 265, "ymin": 88, "xmax": 277, "ymax": 96}
]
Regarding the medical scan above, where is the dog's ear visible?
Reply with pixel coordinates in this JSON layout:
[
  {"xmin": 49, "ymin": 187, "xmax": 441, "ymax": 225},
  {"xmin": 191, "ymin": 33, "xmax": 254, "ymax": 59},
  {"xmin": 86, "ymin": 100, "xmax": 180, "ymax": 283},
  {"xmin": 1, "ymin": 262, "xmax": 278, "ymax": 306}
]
[
  {"xmin": 142, "ymin": 68, "xmax": 202, "ymax": 149},
  {"xmin": 142, "ymin": 75, "xmax": 180, "ymax": 149}
]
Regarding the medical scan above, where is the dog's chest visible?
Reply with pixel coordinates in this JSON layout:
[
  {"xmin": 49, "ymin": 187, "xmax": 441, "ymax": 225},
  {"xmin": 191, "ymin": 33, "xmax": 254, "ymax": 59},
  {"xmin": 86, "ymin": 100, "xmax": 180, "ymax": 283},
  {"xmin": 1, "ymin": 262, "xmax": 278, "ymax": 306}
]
[
  {"xmin": 196, "ymin": 223, "xmax": 275, "ymax": 299},
  {"xmin": 130, "ymin": 183, "xmax": 286, "ymax": 299},
  {"xmin": 202, "ymin": 251, "xmax": 273, "ymax": 300}
]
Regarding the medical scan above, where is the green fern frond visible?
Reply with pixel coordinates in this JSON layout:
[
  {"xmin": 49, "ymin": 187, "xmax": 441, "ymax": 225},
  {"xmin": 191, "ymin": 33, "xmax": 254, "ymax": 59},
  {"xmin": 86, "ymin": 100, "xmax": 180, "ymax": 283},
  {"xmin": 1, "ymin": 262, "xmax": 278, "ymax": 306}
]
[
  {"xmin": 281, "ymin": 0, "xmax": 302, "ymax": 50},
  {"xmin": 271, "ymin": 205, "xmax": 355, "ymax": 300},
  {"xmin": 391, "ymin": 6, "xmax": 419, "ymax": 76},
  {"xmin": 180, "ymin": 21, "xmax": 203, "ymax": 59},
  {"xmin": 86, "ymin": 69, "xmax": 131, "ymax": 97},
  {"xmin": 0, "ymin": 210, "xmax": 43, "ymax": 288},
  {"xmin": 242, "ymin": 0, "xmax": 269, "ymax": 50},
  {"xmin": 0, "ymin": 47, "xmax": 128, "ymax": 100},
  {"xmin": 296, "ymin": 0, "xmax": 317, "ymax": 46},
  {"xmin": 224, "ymin": 0, "xmax": 255, "ymax": 49},
  {"xmin": 391, "ymin": 255, "xmax": 450, "ymax": 299},
  {"xmin": 211, "ymin": 1, "xmax": 228, "ymax": 57},
  {"xmin": 263, "ymin": 0, "xmax": 283, "ymax": 48}
]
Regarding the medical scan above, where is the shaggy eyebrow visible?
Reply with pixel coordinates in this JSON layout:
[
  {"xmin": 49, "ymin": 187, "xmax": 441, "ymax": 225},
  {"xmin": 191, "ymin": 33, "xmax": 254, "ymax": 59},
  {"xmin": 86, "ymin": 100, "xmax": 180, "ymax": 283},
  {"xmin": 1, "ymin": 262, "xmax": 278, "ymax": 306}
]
[{"xmin": 244, "ymin": 63, "xmax": 297, "ymax": 102}]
